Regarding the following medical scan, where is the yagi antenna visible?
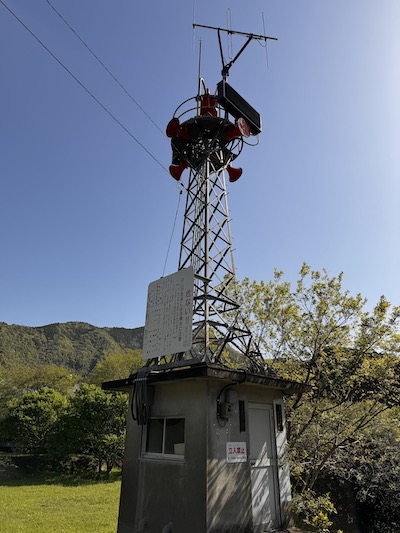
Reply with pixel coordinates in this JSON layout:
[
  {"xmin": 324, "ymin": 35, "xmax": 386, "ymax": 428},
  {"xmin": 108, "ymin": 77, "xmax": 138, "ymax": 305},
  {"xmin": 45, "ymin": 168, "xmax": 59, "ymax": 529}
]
[{"xmin": 193, "ymin": 23, "xmax": 277, "ymax": 80}]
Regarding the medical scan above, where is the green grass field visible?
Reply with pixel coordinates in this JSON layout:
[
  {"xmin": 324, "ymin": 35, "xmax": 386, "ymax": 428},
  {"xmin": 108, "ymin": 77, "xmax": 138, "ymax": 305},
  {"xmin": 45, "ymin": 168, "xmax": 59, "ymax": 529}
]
[{"xmin": 0, "ymin": 468, "xmax": 121, "ymax": 533}]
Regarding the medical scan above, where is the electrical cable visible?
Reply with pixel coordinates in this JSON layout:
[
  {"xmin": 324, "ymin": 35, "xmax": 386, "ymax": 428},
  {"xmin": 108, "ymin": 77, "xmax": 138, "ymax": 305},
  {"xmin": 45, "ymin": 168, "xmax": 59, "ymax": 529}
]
[
  {"xmin": 2, "ymin": 0, "xmax": 194, "ymax": 281},
  {"xmin": 162, "ymin": 188, "xmax": 183, "ymax": 277},
  {"xmin": 43, "ymin": 0, "xmax": 194, "ymax": 272},
  {"xmin": 0, "ymin": 0, "xmax": 170, "ymax": 175},
  {"xmin": 130, "ymin": 366, "xmax": 152, "ymax": 425},
  {"xmin": 44, "ymin": 0, "xmax": 166, "ymax": 138}
]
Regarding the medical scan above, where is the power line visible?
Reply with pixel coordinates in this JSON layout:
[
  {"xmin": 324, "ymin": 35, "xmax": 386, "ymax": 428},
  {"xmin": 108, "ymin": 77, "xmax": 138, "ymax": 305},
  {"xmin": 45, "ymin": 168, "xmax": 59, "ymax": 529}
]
[
  {"xmin": 44, "ymin": 0, "xmax": 166, "ymax": 138},
  {"xmin": 0, "ymin": 0, "xmax": 169, "ymax": 175}
]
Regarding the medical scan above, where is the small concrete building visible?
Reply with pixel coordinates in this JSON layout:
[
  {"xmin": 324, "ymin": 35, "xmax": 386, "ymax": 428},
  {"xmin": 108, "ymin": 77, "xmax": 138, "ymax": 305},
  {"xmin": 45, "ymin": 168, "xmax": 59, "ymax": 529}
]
[{"xmin": 104, "ymin": 362, "xmax": 303, "ymax": 533}]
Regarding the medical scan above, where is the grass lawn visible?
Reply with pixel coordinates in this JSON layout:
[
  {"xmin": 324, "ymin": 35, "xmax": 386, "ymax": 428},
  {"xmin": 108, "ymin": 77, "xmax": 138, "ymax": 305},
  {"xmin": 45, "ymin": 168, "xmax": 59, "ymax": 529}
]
[{"xmin": 0, "ymin": 467, "xmax": 121, "ymax": 533}]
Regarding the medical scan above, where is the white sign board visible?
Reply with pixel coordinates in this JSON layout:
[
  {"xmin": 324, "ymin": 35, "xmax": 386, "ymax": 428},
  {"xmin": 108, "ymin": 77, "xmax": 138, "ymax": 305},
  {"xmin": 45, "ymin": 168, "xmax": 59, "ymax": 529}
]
[
  {"xmin": 226, "ymin": 442, "xmax": 247, "ymax": 463},
  {"xmin": 142, "ymin": 267, "xmax": 194, "ymax": 360}
]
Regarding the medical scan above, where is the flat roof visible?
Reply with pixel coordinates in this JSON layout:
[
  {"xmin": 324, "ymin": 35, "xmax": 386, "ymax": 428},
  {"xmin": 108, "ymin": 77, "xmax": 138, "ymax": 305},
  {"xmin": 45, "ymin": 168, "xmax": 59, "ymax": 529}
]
[{"xmin": 102, "ymin": 361, "xmax": 306, "ymax": 395}]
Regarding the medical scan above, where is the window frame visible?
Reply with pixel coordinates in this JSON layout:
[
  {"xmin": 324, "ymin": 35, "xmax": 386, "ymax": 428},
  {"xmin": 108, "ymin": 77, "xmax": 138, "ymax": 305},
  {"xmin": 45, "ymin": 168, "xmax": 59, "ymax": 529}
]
[{"xmin": 143, "ymin": 416, "xmax": 186, "ymax": 461}]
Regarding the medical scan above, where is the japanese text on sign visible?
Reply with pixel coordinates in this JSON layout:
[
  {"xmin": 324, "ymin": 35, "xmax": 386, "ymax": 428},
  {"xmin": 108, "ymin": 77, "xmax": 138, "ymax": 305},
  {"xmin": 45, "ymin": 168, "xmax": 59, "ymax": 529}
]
[
  {"xmin": 226, "ymin": 442, "xmax": 247, "ymax": 463},
  {"xmin": 142, "ymin": 267, "xmax": 194, "ymax": 360}
]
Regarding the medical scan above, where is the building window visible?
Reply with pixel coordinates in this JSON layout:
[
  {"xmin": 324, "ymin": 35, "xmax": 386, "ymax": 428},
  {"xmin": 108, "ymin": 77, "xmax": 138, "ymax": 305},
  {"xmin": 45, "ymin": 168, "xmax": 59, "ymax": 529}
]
[{"xmin": 145, "ymin": 418, "xmax": 185, "ymax": 456}]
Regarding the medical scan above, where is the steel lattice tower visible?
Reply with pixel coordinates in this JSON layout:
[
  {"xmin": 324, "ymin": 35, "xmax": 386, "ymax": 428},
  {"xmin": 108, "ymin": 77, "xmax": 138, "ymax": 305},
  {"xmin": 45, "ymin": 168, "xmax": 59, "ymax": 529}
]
[
  {"xmin": 179, "ymin": 159, "xmax": 249, "ymax": 361},
  {"xmin": 165, "ymin": 91, "xmax": 265, "ymax": 373},
  {"xmin": 146, "ymin": 25, "xmax": 277, "ymax": 373}
]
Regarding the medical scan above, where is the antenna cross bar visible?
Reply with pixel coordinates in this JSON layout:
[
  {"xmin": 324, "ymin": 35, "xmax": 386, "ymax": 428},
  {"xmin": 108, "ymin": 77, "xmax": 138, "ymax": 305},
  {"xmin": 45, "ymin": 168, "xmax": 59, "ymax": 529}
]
[{"xmin": 193, "ymin": 23, "xmax": 278, "ymax": 43}]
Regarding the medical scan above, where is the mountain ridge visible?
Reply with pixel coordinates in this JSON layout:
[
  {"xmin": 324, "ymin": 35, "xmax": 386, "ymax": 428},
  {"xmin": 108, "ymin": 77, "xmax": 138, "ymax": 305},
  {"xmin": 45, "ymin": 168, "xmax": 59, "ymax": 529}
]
[{"xmin": 0, "ymin": 321, "xmax": 144, "ymax": 375}]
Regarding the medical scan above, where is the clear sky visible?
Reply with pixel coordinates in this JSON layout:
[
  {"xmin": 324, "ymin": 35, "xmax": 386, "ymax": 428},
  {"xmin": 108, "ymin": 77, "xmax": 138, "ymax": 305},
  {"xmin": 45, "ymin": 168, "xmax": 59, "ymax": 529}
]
[{"xmin": 1, "ymin": 0, "xmax": 399, "ymax": 329}]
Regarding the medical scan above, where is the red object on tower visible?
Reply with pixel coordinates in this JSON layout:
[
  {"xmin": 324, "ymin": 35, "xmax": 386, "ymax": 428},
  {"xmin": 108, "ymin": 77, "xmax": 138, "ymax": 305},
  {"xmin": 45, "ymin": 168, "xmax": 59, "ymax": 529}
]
[
  {"xmin": 166, "ymin": 118, "xmax": 180, "ymax": 138},
  {"xmin": 199, "ymin": 90, "xmax": 218, "ymax": 117},
  {"xmin": 169, "ymin": 160, "xmax": 188, "ymax": 181},
  {"xmin": 224, "ymin": 124, "xmax": 242, "ymax": 143},
  {"xmin": 226, "ymin": 165, "xmax": 242, "ymax": 183}
]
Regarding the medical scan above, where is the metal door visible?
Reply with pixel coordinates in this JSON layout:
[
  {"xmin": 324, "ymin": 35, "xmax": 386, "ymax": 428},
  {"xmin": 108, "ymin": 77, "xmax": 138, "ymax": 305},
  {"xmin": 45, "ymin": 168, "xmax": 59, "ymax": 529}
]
[{"xmin": 248, "ymin": 403, "xmax": 280, "ymax": 531}]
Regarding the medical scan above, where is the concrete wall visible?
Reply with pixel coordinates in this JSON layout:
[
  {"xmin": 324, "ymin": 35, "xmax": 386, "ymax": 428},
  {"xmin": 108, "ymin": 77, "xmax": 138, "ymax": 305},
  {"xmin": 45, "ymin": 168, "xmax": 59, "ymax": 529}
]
[
  {"xmin": 206, "ymin": 381, "xmax": 252, "ymax": 533},
  {"xmin": 205, "ymin": 382, "xmax": 292, "ymax": 532},
  {"xmin": 118, "ymin": 379, "xmax": 208, "ymax": 533},
  {"xmin": 117, "ymin": 376, "xmax": 293, "ymax": 533}
]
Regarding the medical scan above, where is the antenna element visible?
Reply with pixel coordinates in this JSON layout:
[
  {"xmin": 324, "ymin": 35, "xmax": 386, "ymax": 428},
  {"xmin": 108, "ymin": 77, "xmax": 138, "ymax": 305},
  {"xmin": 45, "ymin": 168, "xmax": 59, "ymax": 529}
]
[{"xmin": 193, "ymin": 23, "xmax": 277, "ymax": 79}]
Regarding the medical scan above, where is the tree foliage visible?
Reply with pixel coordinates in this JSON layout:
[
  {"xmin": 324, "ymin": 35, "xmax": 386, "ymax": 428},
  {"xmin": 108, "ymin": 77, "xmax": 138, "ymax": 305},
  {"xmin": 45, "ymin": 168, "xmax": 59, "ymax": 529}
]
[
  {"xmin": 2, "ymin": 384, "xmax": 127, "ymax": 474},
  {"xmin": 87, "ymin": 349, "xmax": 144, "ymax": 386},
  {"xmin": 327, "ymin": 408, "xmax": 400, "ymax": 532},
  {"xmin": 235, "ymin": 264, "xmax": 400, "ymax": 530},
  {"xmin": 5, "ymin": 387, "xmax": 68, "ymax": 454},
  {"xmin": 0, "ymin": 364, "xmax": 79, "ymax": 419},
  {"xmin": 48, "ymin": 384, "xmax": 127, "ymax": 473}
]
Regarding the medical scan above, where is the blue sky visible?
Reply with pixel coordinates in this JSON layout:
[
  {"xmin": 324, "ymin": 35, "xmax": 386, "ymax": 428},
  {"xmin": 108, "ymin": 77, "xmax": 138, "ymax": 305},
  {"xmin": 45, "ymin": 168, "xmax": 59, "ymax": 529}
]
[{"xmin": 1, "ymin": 0, "xmax": 399, "ymax": 329}]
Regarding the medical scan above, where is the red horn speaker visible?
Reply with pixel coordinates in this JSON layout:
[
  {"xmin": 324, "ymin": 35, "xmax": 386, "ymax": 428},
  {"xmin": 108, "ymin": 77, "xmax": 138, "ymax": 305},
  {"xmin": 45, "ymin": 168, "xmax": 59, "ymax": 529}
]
[
  {"xmin": 227, "ymin": 165, "xmax": 242, "ymax": 183},
  {"xmin": 224, "ymin": 124, "xmax": 242, "ymax": 143},
  {"xmin": 166, "ymin": 118, "xmax": 180, "ymax": 138},
  {"xmin": 166, "ymin": 118, "xmax": 191, "ymax": 141},
  {"xmin": 169, "ymin": 160, "xmax": 188, "ymax": 181}
]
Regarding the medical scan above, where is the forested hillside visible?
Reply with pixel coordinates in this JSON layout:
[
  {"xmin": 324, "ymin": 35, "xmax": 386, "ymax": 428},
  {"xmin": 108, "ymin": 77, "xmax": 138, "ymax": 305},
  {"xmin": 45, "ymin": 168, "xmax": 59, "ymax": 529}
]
[{"xmin": 0, "ymin": 322, "xmax": 143, "ymax": 375}]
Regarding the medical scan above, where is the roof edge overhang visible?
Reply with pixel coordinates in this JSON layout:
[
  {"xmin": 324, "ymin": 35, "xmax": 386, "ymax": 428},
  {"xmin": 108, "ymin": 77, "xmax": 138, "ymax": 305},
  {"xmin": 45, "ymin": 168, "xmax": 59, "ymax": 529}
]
[{"xmin": 102, "ymin": 361, "xmax": 307, "ymax": 395}]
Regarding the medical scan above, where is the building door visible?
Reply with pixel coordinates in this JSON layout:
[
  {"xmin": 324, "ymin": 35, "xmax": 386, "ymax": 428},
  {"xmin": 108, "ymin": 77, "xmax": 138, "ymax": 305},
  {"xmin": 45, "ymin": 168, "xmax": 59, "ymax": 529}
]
[{"xmin": 248, "ymin": 403, "xmax": 280, "ymax": 532}]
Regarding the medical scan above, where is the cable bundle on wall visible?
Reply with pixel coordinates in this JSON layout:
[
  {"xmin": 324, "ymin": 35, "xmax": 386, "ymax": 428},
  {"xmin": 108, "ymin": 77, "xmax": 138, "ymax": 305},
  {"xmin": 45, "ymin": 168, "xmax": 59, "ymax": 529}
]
[{"xmin": 130, "ymin": 367, "xmax": 152, "ymax": 425}]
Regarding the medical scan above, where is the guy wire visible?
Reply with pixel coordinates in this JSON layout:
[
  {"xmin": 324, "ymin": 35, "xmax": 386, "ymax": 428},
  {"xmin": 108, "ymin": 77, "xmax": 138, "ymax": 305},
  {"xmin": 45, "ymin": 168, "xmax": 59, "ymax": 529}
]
[
  {"xmin": 162, "ymin": 187, "xmax": 183, "ymax": 277},
  {"xmin": 44, "ymin": 0, "xmax": 166, "ymax": 137}
]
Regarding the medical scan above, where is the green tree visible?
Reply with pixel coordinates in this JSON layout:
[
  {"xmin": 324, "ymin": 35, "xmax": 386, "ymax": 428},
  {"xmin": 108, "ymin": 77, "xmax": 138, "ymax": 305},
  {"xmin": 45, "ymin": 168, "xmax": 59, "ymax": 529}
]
[
  {"xmin": 0, "ymin": 364, "xmax": 79, "ymax": 418},
  {"xmin": 234, "ymin": 265, "xmax": 400, "ymax": 529},
  {"xmin": 35, "ymin": 364, "xmax": 79, "ymax": 394},
  {"xmin": 4, "ymin": 387, "xmax": 68, "ymax": 454},
  {"xmin": 328, "ymin": 408, "xmax": 400, "ymax": 532},
  {"xmin": 0, "ymin": 365, "xmax": 36, "ymax": 417},
  {"xmin": 86, "ymin": 349, "xmax": 144, "ymax": 386},
  {"xmin": 50, "ymin": 384, "xmax": 127, "ymax": 473}
]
